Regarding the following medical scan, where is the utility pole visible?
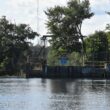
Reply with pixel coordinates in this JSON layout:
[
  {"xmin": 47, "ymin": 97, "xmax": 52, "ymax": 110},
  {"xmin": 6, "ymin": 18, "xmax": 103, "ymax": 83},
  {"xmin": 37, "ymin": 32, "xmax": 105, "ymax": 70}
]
[
  {"xmin": 82, "ymin": 42, "xmax": 85, "ymax": 66},
  {"xmin": 37, "ymin": 0, "xmax": 39, "ymax": 33}
]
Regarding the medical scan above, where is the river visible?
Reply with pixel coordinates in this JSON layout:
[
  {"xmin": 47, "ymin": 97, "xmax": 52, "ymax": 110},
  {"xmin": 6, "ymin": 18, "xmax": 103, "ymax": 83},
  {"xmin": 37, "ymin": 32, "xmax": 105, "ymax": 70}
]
[{"xmin": 0, "ymin": 78, "xmax": 110, "ymax": 110}]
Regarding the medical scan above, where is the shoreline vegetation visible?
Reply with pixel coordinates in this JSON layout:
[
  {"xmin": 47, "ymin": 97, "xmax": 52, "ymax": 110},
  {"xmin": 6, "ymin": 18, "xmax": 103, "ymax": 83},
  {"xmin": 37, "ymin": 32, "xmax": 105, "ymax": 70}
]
[
  {"xmin": 0, "ymin": 75, "xmax": 25, "ymax": 78},
  {"xmin": 0, "ymin": 0, "xmax": 110, "ymax": 78},
  {"xmin": 0, "ymin": 65, "xmax": 110, "ymax": 79},
  {"xmin": 0, "ymin": 72, "xmax": 26, "ymax": 78}
]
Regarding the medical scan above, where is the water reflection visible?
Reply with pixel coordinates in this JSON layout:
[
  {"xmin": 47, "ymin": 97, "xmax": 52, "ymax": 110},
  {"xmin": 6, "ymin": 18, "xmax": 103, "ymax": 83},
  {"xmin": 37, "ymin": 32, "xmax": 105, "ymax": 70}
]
[
  {"xmin": 49, "ymin": 79, "xmax": 68, "ymax": 93},
  {"xmin": 0, "ymin": 78, "xmax": 110, "ymax": 110}
]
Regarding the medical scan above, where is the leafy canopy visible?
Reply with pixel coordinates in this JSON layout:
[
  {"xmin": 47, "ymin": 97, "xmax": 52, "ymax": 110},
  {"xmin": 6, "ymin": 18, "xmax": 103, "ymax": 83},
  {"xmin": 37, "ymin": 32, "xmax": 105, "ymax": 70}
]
[
  {"xmin": 0, "ymin": 16, "xmax": 38, "ymax": 72},
  {"xmin": 45, "ymin": 0, "xmax": 93, "ymax": 54},
  {"xmin": 85, "ymin": 31, "xmax": 109, "ymax": 61}
]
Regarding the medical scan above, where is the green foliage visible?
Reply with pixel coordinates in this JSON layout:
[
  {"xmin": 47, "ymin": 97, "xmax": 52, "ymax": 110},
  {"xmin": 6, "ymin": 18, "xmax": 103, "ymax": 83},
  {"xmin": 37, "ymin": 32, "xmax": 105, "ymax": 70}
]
[
  {"xmin": 68, "ymin": 52, "xmax": 82, "ymax": 66},
  {"xmin": 106, "ymin": 32, "xmax": 110, "ymax": 43},
  {"xmin": 47, "ymin": 47, "xmax": 82, "ymax": 66},
  {"xmin": 45, "ymin": 0, "xmax": 93, "ymax": 54},
  {"xmin": 47, "ymin": 48, "xmax": 59, "ymax": 66},
  {"xmin": 85, "ymin": 31, "xmax": 109, "ymax": 61},
  {"xmin": 0, "ymin": 16, "xmax": 38, "ymax": 73}
]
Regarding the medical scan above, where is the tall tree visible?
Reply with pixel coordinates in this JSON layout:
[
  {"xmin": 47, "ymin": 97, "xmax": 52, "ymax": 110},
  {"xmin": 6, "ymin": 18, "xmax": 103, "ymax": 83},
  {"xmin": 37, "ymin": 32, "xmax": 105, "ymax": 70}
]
[
  {"xmin": 85, "ymin": 31, "xmax": 109, "ymax": 61},
  {"xmin": 45, "ymin": 0, "xmax": 93, "ymax": 55},
  {"xmin": 0, "ymin": 16, "xmax": 38, "ymax": 73}
]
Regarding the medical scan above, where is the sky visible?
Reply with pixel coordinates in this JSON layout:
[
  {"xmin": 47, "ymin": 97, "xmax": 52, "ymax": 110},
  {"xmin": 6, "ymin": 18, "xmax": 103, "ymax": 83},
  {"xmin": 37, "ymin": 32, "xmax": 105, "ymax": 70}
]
[{"xmin": 0, "ymin": 0, "xmax": 110, "ymax": 45}]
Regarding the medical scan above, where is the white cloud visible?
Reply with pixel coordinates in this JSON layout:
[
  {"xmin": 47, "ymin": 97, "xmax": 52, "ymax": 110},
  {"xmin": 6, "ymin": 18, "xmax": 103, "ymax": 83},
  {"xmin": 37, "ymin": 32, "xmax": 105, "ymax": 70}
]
[
  {"xmin": 89, "ymin": 0, "xmax": 110, "ymax": 14},
  {"xmin": 81, "ymin": 0, "xmax": 110, "ymax": 36},
  {"xmin": 82, "ymin": 14, "xmax": 110, "ymax": 35},
  {"xmin": 90, "ymin": 0, "xmax": 110, "ymax": 7}
]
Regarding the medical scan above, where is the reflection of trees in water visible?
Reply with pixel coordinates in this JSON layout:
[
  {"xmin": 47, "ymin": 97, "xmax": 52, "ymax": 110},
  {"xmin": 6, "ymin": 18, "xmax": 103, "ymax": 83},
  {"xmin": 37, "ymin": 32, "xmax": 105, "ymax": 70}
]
[
  {"xmin": 79, "ymin": 80, "xmax": 107, "ymax": 92},
  {"xmin": 41, "ymin": 79, "xmax": 47, "ymax": 88},
  {"xmin": 91, "ymin": 80, "xmax": 110, "ymax": 110},
  {"xmin": 71, "ymin": 80, "xmax": 83, "ymax": 95},
  {"xmin": 104, "ymin": 80, "xmax": 110, "ymax": 109},
  {"xmin": 49, "ymin": 79, "xmax": 68, "ymax": 93},
  {"xmin": 41, "ymin": 79, "xmax": 109, "ymax": 93},
  {"xmin": 91, "ymin": 80, "xmax": 107, "ymax": 92},
  {"xmin": 78, "ymin": 80, "xmax": 108, "ymax": 110},
  {"xmin": 49, "ymin": 79, "xmax": 84, "ymax": 94},
  {"xmin": 49, "ymin": 79, "xmax": 83, "ymax": 110},
  {"xmin": 40, "ymin": 79, "xmax": 110, "ymax": 110},
  {"xmin": 45, "ymin": 79, "xmax": 110, "ymax": 110}
]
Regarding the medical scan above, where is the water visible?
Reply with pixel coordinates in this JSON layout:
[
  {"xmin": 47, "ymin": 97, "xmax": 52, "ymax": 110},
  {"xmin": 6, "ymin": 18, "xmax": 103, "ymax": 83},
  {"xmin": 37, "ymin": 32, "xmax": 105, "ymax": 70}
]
[{"xmin": 0, "ymin": 78, "xmax": 110, "ymax": 110}]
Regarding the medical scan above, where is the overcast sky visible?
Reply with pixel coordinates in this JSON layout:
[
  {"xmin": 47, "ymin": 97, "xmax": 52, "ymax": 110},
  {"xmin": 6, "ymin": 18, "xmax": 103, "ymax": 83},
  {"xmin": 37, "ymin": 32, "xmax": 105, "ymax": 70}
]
[{"xmin": 0, "ymin": 0, "xmax": 110, "ymax": 44}]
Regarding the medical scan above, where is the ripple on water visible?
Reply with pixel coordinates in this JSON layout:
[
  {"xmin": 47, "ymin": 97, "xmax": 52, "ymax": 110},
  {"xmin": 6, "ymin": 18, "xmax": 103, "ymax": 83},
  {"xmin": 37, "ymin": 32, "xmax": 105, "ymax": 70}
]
[{"xmin": 0, "ymin": 78, "xmax": 110, "ymax": 110}]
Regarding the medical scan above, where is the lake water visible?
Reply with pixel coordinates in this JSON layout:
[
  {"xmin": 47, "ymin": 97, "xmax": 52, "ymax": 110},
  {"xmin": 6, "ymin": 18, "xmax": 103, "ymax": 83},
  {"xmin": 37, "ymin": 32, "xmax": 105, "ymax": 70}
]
[{"xmin": 0, "ymin": 78, "xmax": 110, "ymax": 110}]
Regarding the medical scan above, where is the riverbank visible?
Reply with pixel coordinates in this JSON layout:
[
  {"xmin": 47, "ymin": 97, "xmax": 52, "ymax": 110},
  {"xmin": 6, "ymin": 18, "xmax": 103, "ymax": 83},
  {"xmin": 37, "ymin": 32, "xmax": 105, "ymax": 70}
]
[
  {"xmin": 1, "ymin": 66, "xmax": 110, "ymax": 79},
  {"xmin": 26, "ymin": 66, "xmax": 110, "ymax": 79},
  {"xmin": 0, "ymin": 72, "xmax": 26, "ymax": 78},
  {"xmin": 0, "ymin": 75, "xmax": 26, "ymax": 78}
]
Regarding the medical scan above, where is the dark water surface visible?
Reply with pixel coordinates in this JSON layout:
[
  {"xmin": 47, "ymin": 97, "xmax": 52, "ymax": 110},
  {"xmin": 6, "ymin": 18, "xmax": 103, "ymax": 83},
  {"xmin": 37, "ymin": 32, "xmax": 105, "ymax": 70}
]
[{"xmin": 0, "ymin": 78, "xmax": 110, "ymax": 110}]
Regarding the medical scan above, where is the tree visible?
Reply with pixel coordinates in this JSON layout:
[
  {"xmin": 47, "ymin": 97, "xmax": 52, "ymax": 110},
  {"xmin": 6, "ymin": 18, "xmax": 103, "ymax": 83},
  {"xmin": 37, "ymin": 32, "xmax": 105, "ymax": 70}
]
[
  {"xmin": 85, "ymin": 31, "xmax": 109, "ymax": 61},
  {"xmin": 0, "ymin": 16, "xmax": 38, "ymax": 74},
  {"xmin": 45, "ymin": 0, "xmax": 93, "ymax": 55},
  {"xmin": 47, "ymin": 47, "xmax": 59, "ymax": 66},
  {"xmin": 106, "ymin": 11, "xmax": 110, "ymax": 29}
]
